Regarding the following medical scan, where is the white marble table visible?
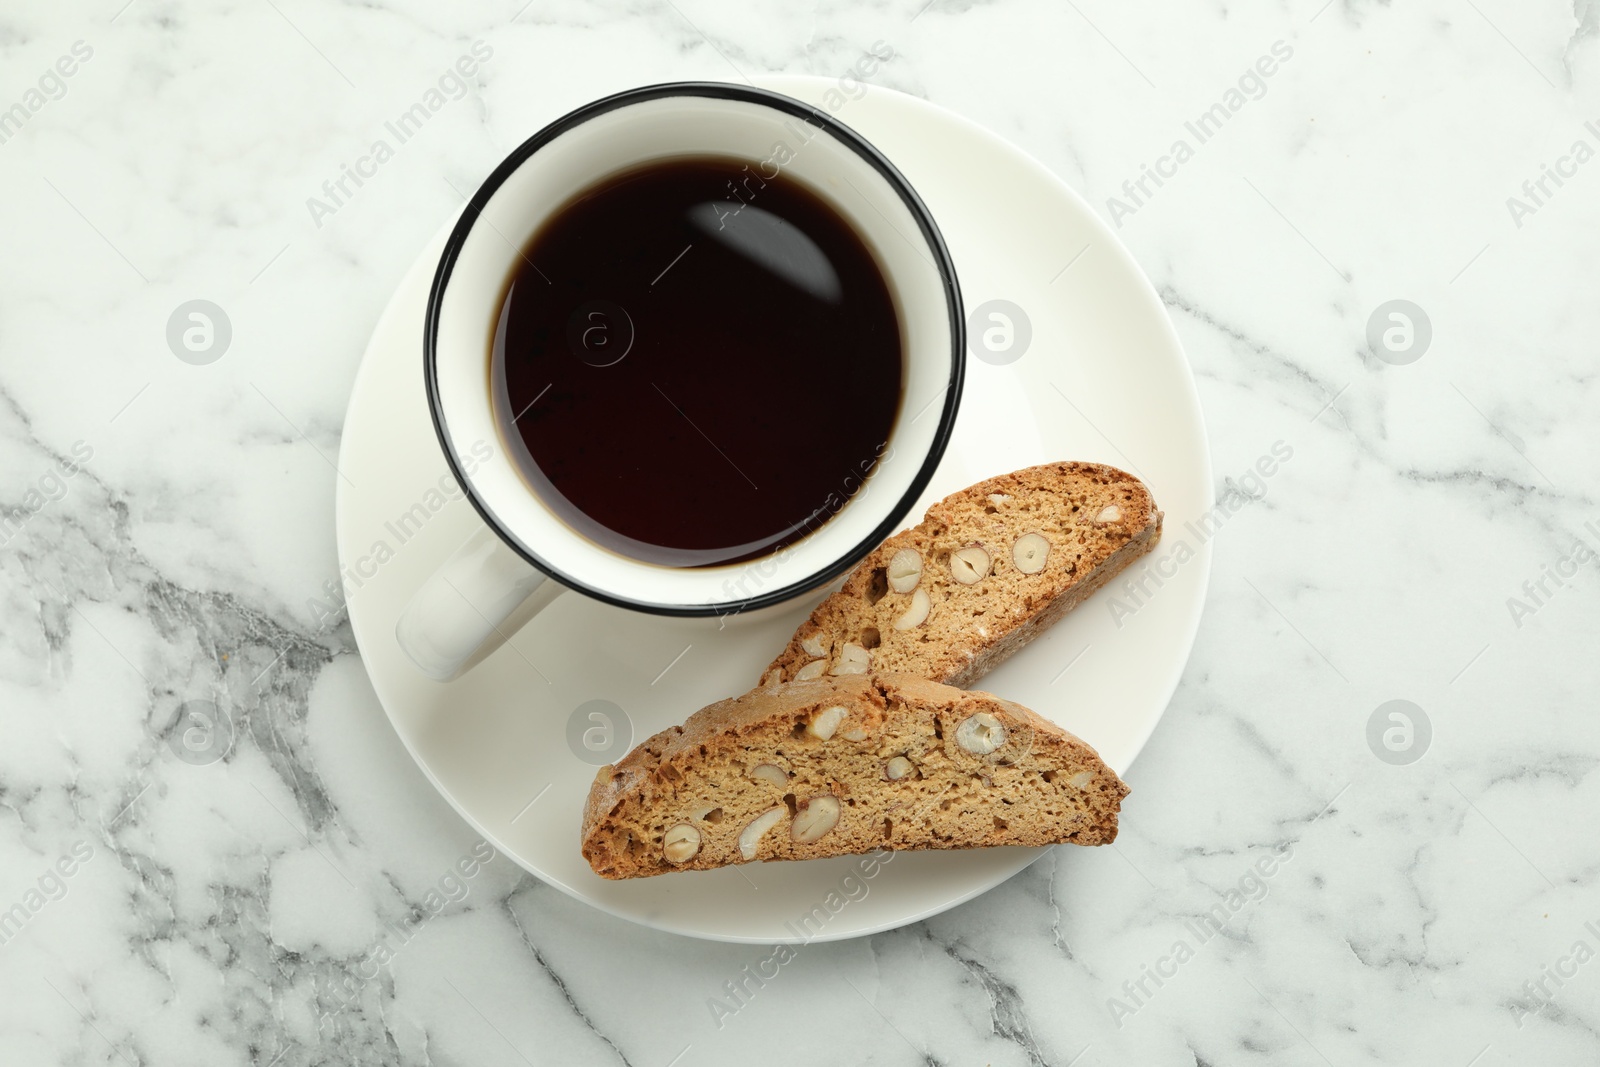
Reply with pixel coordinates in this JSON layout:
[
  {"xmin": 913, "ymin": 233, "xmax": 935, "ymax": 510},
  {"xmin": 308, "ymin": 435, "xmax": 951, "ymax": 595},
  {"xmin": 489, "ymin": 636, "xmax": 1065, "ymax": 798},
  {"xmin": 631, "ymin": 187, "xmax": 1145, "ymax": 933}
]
[{"xmin": 2, "ymin": 2, "xmax": 1596, "ymax": 1064}]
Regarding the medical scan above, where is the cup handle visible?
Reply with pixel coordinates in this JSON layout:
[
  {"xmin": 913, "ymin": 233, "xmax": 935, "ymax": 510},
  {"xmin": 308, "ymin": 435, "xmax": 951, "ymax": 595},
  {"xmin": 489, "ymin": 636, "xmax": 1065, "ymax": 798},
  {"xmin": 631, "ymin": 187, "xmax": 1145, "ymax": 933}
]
[{"xmin": 395, "ymin": 525, "xmax": 564, "ymax": 682}]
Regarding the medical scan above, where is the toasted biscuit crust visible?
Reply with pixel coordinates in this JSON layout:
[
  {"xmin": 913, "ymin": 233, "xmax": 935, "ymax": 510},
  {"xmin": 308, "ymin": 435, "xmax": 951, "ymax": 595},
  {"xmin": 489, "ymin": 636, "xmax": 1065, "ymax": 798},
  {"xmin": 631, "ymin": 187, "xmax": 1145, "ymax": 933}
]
[
  {"xmin": 759, "ymin": 462, "xmax": 1161, "ymax": 689},
  {"xmin": 580, "ymin": 673, "xmax": 1128, "ymax": 880}
]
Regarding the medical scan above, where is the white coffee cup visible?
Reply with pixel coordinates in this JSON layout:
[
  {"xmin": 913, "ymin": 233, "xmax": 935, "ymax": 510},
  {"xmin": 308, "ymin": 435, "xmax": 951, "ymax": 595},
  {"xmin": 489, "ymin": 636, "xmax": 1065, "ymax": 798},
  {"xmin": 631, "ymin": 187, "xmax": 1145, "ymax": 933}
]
[{"xmin": 396, "ymin": 82, "xmax": 964, "ymax": 681}]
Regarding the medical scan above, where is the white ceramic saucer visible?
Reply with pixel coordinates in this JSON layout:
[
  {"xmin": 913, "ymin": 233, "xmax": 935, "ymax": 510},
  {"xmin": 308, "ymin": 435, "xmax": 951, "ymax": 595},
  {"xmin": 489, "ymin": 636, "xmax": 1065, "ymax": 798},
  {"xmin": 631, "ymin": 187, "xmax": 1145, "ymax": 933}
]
[{"xmin": 335, "ymin": 76, "xmax": 1211, "ymax": 944}]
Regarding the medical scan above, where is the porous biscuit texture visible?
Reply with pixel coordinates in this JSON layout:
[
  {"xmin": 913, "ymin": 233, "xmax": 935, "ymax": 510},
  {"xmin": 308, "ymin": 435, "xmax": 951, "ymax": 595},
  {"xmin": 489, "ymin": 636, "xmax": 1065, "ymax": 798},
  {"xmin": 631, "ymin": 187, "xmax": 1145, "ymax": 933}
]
[
  {"xmin": 580, "ymin": 673, "xmax": 1128, "ymax": 880},
  {"xmin": 760, "ymin": 462, "xmax": 1162, "ymax": 689}
]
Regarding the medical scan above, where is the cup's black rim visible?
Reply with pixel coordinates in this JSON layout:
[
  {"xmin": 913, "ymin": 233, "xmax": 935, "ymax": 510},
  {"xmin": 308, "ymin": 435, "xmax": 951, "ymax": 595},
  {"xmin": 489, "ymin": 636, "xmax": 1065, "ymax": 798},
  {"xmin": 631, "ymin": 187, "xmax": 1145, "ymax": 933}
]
[{"xmin": 423, "ymin": 80, "xmax": 965, "ymax": 618}]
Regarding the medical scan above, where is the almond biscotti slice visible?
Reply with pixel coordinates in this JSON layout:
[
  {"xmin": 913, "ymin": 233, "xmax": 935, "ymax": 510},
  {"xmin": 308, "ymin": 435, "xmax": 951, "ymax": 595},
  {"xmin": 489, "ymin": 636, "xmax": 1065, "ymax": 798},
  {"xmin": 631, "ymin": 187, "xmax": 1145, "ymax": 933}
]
[
  {"xmin": 761, "ymin": 462, "xmax": 1161, "ymax": 689},
  {"xmin": 580, "ymin": 673, "xmax": 1128, "ymax": 879}
]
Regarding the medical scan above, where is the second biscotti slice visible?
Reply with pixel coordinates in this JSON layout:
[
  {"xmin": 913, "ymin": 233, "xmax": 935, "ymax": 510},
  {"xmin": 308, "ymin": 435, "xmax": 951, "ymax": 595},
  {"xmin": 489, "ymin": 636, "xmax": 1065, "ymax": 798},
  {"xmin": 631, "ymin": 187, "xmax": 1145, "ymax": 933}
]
[
  {"xmin": 580, "ymin": 673, "xmax": 1128, "ymax": 879},
  {"xmin": 760, "ymin": 462, "xmax": 1161, "ymax": 689}
]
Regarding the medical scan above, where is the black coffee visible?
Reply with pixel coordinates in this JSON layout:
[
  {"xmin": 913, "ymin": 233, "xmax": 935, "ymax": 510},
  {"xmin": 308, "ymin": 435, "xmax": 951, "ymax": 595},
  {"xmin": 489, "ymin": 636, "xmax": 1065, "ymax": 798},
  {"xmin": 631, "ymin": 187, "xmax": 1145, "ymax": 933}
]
[{"xmin": 492, "ymin": 155, "xmax": 902, "ymax": 568}]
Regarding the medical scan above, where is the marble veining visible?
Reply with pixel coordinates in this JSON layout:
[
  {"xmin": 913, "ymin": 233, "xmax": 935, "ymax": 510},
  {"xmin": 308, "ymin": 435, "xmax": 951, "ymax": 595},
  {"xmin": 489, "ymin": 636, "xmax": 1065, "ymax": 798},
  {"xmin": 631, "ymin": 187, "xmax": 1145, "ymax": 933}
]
[{"xmin": 1, "ymin": 0, "xmax": 1598, "ymax": 1064}]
